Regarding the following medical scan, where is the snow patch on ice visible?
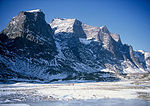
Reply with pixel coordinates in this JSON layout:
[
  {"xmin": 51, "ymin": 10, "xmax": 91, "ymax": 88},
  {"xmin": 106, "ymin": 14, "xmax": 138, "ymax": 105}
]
[
  {"xmin": 1, "ymin": 81, "xmax": 150, "ymax": 102},
  {"xmin": 36, "ymin": 81, "xmax": 138, "ymax": 100}
]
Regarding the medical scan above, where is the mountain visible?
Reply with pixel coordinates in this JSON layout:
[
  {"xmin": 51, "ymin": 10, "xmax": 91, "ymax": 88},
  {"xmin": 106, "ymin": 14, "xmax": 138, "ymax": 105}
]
[
  {"xmin": 0, "ymin": 9, "xmax": 150, "ymax": 82},
  {"xmin": 0, "ymin": 9, "xmax": 57, "ymax": 81}
]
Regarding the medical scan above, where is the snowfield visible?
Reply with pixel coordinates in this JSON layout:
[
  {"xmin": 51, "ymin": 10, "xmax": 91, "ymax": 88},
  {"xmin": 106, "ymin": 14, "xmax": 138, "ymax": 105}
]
[{"xmin": 0, "ymin": 79, "xmax": 150, "ymax": 104}]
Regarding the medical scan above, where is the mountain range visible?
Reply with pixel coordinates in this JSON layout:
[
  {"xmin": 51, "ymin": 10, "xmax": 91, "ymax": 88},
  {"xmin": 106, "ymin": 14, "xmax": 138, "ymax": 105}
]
[{"xmin": 0, "ymin": 9, "xmax": 150, "ymax": 82}]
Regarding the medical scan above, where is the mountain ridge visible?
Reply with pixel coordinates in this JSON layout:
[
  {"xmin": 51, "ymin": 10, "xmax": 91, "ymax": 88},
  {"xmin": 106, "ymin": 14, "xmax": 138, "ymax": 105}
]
[{"xmin": 0, "ymin": 9, "xmax": 150, "ymax": 82}]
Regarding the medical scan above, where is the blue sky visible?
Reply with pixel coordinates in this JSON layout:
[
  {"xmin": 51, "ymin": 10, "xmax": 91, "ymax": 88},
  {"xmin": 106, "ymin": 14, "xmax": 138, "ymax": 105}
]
[{"xmin": 0, "ymin": 0, "xmax": 150, "ymax": 51}]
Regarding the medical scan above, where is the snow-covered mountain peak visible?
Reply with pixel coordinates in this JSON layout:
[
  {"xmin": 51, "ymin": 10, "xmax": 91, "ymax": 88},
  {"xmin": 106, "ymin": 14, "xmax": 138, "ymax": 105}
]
[
  {"xmin": 52, "ymin": 18, "xmax": 77, "ymax": 21},
  {"xmin": 82, "ymin": 23, "xmax": 100, "ymax": 41},
  {"xmin": 100, "ymin": 25, "xmax": 106, "ymax": 29},
  {"xmin": 100, "ymin": 25, "xmax": 110, "ymax": 34},
  {"xmin": 110, "ymin": 33, "xmax": 121, "ymax": 43},
  {"xmin": 1, "ymin": 10, "xmax": 150, "ymax": 83},
  {"xmin": 2, "ymin": 9, "xmax": 54, "ymax": 44},
  {"xmin": 50, "ymin": 18, "xmax": 86, "ymax": 38},
  {"xmin": 50, "ymin": 18, "xmax": 77, "ymax": 34},
  {"xmin": 26, "ymin": 9, "xmax": 42, "ymax": 13},
  {"xmin": 136, "ymin": 50, "xmax": 145, "ymax": 54}
]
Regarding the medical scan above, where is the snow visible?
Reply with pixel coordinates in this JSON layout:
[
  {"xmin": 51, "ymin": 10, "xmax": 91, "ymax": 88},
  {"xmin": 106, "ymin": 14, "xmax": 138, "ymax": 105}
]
[
  {"xmin": 54, "ymin": 40, "xmax": 66, "ymax": 59},
  {"xmin": 49, "ymin": 73, "xmax": 67, "ymax": 81},
  {"xmin": 134, "ymin": 50, "xmax": 150, "ymax": 71},
  {"xmin": 121, "ymin": 60, "xmax": 147, "ymax": 73},
  {"xmin": 101, "ymin": 34, "xmax": 111, "ymax": 49},
  {"xmin": 101, "ymin": 68, "xmax": 115, "ymax": 73},
  {"xmin": 123, "ymin": 67, "xmax": 146, "ymax": 73},
  {"xmin": 82, "ymin": 24, "xmax": 100, "ymax": 41},
  {"xmin": 26, "ymin": 9, "xmax": 41, "ymax": 13},
  {"xmin": 73, "ymin": 62, "xmax": 102, "ymax": 73},
  {"xmin": 38, "ymin": 87, "xmax": 135, "ymax": 100},
  {"xmin": 144, "ymin": 52, "xmax": 150, "ymax": 70},
  {"xmin": 79, "ymin": 38, "xmax": 91, "ymax": 45},
  {"xmin": 50, "ymin": 18, "xmax": 76, "ymax": 34},
  {"xmin": 137, "ymin": 50, "xmax": 145, "ymax": 54},
  {"xmin": 134, "ymin": 51, "xmax": 145, "ymax": 63},
  {"xmin": 10, "ymin": 18, "xmax": 18, "ymax": 25},
  {"xmin": 110, "ymin": 33, "xmax": 120, "ymax": 42},
  {"xmin": 100, "ymin": 26, "xmax": 105, "ymax": 29},
  {"xmin": 1, "ymin": 80, "xmax": 150, "ymax": 103},
  {"xmin": 0, "ymin": 55, "xmax": 66, "ymax": 81},
  {"xmin": 0, "ymin": 104, "xmax": 29, "ymax": 106},
  {"xmin": 12, "ymin": 20, "xmax": 16, "ymax": 25},
  {"xmin": 144, "ymin": 52, "xmax": 150, "ymax": 59},
  {"xmin": 136, "ymin": 50, "xmax": 150, "ymax": 60}
]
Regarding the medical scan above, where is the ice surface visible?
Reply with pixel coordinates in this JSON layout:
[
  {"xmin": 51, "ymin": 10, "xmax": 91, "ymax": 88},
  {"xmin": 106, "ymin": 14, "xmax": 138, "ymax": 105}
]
[
  {"xmin": 0, "ymin": 104, "xmax": 29, "ymax": 106},
  {"xmin": 1, "ymin": 80, "xmax": 150, "ymax": 103}
]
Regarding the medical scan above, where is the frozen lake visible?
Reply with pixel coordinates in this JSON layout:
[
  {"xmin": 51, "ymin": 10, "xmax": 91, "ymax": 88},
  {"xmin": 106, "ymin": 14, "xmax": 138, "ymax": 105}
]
[
  {"xmin": 1, "ymin": 99, "xmax": 150, "ymax": 106},
  {"xmin": 0, "ymin": 80, "xmax": 150, "ymax": 105},
  {"xmin": 29, "ymin": 99, "xmax": 150, "ymax": 106}
]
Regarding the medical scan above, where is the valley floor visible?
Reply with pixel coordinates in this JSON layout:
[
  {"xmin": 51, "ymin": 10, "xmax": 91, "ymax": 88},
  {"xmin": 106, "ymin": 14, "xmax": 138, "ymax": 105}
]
[{"xmin": 0, "ymin": 78, "xmax": 150, "ymax": 105}]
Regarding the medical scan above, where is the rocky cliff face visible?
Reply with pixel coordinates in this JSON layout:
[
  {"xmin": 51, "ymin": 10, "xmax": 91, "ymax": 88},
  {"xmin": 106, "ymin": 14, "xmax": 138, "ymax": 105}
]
[
  {"xmin": 0, "ymin": 9, "xmax": 150, "ymax": 82},
  {"xmin": 50, "ymin": 18, "xmax": 150, "ymax": 74},
  {"xmin": 0, "ymin": 9, "xmax": 57, "ymax": 81}
]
